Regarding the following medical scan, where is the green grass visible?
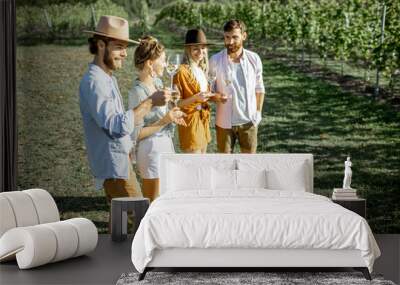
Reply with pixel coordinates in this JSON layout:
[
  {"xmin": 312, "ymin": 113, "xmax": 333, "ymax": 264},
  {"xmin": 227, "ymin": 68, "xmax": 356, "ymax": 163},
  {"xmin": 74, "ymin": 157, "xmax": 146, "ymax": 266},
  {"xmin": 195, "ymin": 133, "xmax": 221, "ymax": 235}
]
[
  {"xmin": 16, "ymin": 40, "xmax": 400, "ymax": 233},
  {"xmin": 261, "ymin": 61, "xmax": 400, "ymax": 233}
]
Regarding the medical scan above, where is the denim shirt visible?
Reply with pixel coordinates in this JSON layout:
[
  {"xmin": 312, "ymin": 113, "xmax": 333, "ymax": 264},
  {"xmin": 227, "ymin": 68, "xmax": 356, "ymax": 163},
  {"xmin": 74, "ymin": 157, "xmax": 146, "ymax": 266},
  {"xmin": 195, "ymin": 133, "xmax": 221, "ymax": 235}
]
[
  {"xmin": 128, "ymin": 78, "xmax": 174, "ymax": 146},
  {"xmin": 79, "ymin": 63, "xmax": 135, "ymax": 180}
]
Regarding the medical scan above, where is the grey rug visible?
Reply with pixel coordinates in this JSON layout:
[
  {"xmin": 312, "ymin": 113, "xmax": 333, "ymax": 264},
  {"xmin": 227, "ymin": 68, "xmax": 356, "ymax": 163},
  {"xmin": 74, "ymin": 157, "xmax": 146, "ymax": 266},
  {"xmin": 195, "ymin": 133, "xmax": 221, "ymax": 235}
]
[{"xmin": 116, "ymin": 272, "xmax": 396, "ymax": 285}]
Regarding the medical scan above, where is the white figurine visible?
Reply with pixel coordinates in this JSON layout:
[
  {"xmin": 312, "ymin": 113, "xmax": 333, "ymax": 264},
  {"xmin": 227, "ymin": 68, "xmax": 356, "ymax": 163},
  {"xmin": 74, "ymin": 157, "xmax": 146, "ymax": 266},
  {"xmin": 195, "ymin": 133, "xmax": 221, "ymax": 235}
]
[{"xmin": 342, "ymin": 157, "xmax": 352, "ymax": 189}]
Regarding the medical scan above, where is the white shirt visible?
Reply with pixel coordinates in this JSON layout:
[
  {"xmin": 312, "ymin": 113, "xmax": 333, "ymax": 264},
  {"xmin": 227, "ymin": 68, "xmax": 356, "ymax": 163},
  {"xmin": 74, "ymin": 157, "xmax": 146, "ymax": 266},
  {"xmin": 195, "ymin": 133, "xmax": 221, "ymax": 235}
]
[
  {"xmin": 191, "ymin": 64, "xmax": 208, "ymax": 92},
  {"xmin": 209, "ymin": 49, "xmax": 265, "ymax": 129},
  {"xmin": 230, "ymin": 61, "xmax": 251, "ymax": 126}
]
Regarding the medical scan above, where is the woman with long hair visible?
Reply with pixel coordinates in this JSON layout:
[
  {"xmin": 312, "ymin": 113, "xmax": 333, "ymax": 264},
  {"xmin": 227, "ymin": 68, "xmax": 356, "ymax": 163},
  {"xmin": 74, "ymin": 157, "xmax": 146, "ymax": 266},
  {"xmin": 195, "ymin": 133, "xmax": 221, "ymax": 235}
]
[
  {"xmin": 129, "ymin": 36, "xmax": 185, "ymax": 202},
  {"xmin": 173, "ymin": 29, "xmax": 226, "ymax": 153}
]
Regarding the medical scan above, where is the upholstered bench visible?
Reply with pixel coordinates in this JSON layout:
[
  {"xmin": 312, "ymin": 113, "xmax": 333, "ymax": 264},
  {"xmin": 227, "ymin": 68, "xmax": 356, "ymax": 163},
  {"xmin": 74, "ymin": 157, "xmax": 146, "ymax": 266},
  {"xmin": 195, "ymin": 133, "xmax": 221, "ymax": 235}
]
[{"xmin": 0, "ymin": 189, "xmax": 98, "ymax": 269}]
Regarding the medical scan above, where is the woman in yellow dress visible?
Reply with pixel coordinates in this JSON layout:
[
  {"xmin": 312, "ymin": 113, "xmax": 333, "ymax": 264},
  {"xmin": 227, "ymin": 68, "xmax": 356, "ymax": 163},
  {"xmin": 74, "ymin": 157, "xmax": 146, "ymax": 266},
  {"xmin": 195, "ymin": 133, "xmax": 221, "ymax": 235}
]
[{"xmin": 173, "ymin": 29, "xmax": 226, "ymax": 153}]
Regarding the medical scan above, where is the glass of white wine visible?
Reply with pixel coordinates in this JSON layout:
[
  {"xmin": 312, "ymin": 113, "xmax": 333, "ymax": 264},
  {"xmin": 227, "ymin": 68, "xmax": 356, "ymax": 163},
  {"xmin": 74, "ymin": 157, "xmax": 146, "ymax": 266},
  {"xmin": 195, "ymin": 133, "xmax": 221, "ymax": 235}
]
[
  {"xmin": 208, "ymin": 69, "xmax": 217, "ymax": 92},
  {"xmin": 224, "ymin": 68, "xmax": 232, "ymax": 86},
  {"xmin": 171, "ymin": 84, "xmax": 181, "ymax": 107},
  {"xmin": 166, "ymin": 53, "xmax": 181, "ymax": 89},
  {"xmin": 224, "ymin": 69, "xmax": 233, "ymax": 99}
]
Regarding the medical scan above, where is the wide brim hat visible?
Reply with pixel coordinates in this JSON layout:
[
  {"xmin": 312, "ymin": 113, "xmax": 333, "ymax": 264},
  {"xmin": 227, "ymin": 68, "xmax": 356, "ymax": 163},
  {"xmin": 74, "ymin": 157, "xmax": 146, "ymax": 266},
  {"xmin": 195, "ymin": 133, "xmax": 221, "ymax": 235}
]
[
  {"xmin": 83, "ymin": 15, "xmax": 139, "ymax": 44},
  {"xmin": 184, "ymin": 29, "xmax": 214, "ymax": 46}
]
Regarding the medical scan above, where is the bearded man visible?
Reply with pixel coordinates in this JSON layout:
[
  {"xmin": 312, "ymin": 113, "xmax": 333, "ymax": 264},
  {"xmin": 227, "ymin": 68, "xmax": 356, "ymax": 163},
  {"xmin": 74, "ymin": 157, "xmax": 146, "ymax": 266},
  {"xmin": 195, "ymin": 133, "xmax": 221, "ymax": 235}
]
[
  {"xmin": 79, "ymin": 16, "xmax": 171, "ymax": 231},
  {"xmin": 210, "ymin": 20, "xmax": 265, "ymax": 153}
]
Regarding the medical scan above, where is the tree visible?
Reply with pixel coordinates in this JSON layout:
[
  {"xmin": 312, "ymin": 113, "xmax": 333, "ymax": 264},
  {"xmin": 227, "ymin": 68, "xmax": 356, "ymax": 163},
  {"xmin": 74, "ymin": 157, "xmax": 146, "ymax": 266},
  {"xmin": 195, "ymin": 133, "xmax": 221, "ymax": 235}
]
[{"xmin": 17, "ymin": 0, "xmax": 96, "ymax": 7}]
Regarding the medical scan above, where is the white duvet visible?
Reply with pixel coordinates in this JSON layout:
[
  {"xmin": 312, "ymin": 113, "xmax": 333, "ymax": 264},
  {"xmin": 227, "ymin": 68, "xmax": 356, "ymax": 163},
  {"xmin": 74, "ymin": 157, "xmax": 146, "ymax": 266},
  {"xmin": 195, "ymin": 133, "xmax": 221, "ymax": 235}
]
[{"xmin": 131, "ymin": 190, "xmax": 380, "ymax": 273}]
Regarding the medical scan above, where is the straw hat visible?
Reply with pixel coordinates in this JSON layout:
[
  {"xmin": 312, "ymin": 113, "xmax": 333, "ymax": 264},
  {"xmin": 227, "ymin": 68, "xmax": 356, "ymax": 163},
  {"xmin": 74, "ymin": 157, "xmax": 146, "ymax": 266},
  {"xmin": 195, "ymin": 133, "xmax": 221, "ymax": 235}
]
[
  {"xmin": 184, "ymin": 29, "xmax": 213, "ymax": 46},
  {"xmin": 83, "ymin": 15, "xmax": 139, "ymax": 44}
]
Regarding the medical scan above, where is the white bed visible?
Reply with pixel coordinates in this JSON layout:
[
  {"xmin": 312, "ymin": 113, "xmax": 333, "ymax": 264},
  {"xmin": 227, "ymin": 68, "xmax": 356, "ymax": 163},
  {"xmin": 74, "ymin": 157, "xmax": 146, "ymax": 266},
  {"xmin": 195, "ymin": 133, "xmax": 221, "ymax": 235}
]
[{"xmin": 131, "ymin": 154, "xmax": 380, "ymax": 280}]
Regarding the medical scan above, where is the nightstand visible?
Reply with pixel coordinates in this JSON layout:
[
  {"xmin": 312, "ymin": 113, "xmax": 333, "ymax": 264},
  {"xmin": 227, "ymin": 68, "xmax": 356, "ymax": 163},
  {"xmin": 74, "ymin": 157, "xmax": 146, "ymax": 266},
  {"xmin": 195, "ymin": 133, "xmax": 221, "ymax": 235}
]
[
  {"xmin": 332, "ymin": 198, "xmax": 366, "ymax": 218},
  {"xmin": 111, "ymin": 197, "xmax": 150, "ymax": 242}
]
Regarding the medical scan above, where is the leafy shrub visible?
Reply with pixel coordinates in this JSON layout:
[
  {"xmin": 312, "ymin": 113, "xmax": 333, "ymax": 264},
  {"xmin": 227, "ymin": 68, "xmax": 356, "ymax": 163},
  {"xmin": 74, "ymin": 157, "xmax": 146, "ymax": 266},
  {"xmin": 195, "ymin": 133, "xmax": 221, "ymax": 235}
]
[{"xmin": 17, "ymin": 0, "xmax": 129, "ymax": 42}]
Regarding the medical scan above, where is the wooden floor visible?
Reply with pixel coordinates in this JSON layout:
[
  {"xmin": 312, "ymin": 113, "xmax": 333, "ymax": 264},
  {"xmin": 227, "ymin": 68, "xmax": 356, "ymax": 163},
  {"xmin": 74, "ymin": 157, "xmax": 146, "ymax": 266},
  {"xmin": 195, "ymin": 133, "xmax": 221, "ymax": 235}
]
[{"xmin": 1, "ymin": 234, "xmax": 399, "ymax": 285}]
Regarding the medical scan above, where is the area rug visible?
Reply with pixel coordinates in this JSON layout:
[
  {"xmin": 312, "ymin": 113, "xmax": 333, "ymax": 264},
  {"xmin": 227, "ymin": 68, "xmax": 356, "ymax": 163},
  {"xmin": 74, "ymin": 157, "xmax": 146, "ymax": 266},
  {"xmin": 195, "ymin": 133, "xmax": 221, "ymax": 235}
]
[{"xmin": 116, "ymin": 271, "xmax": 396, "ymax": 285}]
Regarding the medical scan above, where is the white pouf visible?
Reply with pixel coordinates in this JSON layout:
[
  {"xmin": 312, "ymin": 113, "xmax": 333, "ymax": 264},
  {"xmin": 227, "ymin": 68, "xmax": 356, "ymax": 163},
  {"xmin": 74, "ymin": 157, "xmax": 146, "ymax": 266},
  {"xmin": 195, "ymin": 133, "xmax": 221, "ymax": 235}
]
[{"xmin": 0, "ymin": 189, "xmax": 98, "ymax": 269}]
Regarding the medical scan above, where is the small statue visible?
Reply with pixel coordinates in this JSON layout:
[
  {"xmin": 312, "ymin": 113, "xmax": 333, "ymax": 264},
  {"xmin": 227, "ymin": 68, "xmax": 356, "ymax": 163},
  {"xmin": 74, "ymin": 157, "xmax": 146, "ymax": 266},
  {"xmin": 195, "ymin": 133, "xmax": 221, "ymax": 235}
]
[{"xmin": 342, "ymin": 157, "xmax": 352, "ymax": 189}]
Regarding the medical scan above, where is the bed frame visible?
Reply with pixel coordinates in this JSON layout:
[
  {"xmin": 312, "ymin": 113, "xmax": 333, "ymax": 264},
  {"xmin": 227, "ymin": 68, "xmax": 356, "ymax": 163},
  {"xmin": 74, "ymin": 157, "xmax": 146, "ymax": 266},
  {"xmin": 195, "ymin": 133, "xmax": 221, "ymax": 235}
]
[
  {"xmin": 138, "ymin": 154, "xmax": 372, "ymax": 281},
  {"xmin": 139, "ymin": 248, "xmax": 371, "ymax": 280}
]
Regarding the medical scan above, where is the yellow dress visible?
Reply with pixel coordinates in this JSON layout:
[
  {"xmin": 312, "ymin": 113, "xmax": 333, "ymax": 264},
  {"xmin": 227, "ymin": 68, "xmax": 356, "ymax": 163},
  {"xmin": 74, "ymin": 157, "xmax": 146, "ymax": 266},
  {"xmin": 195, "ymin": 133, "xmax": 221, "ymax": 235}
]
[{"xmin": 173, "ymin": 64, "xmax": 211, "ymax": 151}]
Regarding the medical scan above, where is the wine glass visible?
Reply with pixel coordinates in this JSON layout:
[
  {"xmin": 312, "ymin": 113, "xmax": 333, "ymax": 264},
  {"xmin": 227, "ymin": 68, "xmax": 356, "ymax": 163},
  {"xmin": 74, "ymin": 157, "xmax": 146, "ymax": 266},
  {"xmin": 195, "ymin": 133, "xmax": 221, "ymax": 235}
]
[
  {"xmin": 170, "ymin": 84, "xmax": 181, "ymax": 107},
  {"xmin": 224, "ymin": 69, "xmax": 233, "ymax": 99},
  {"xmin": 224, "ymin": 68, "xmax": 232, "ymax": 86},
  {"xmin": 166, "ymin": 54, "xmax": 181, "ymax": 89},
  {"xmin": 208, "ymin": 69, "xmax": 217, "ymax": 92}
]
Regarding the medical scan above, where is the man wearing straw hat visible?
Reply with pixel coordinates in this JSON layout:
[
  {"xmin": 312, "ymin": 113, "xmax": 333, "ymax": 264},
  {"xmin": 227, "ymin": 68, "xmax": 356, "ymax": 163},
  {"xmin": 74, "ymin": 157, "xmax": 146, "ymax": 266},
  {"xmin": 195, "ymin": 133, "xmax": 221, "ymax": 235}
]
[{"xmin": 79, "ymin": 15, "xmax": 171, "ymax": 231}]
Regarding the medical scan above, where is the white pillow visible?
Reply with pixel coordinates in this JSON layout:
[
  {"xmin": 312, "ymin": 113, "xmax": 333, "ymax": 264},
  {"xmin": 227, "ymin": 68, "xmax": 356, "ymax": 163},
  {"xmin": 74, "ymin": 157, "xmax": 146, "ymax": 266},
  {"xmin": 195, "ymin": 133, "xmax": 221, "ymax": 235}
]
[
  {"xmin": 212, "ymin": 168, "xmax": 237, "ymax": 190},
  {"xmin": 166, "ymin": 162, "xmax": 212, "ymax": 192},
  {"xmin": 266, "ymin": 164, "xmax": 307, "ymax": 191},
  {"xmin": 236, "ymin": 169, "xmax": 268, "ymax": 189},
  {"xmin": 237, "ymin": 159, "xmax": 309, "ymax": 191}
]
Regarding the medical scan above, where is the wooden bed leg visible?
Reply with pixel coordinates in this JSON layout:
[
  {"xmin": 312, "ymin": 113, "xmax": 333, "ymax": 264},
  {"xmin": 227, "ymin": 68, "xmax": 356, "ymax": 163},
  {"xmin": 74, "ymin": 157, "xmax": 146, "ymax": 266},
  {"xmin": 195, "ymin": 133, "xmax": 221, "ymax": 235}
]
[
  {"xmin": 138, "ymin": 268, "xmax": 148, "ymax": 281},
  {"xmin": 354, "ymin": 267, "xmax": 371, "ymax": 280}
]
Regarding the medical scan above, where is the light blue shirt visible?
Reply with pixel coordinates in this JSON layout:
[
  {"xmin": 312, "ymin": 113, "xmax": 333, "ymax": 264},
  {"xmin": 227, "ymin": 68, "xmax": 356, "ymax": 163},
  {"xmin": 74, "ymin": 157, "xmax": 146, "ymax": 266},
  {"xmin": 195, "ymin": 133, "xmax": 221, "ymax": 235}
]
[
  {"xmin": 128, "ymin": 78, "xmax": 174, "ymax": 144},
  {"xmin": 231, "ymin": 62, "xmax": 251, "ymax": 126},
  {"xmin": 79, "ymin": 63, "xmax": 135, "ymax": 182}
]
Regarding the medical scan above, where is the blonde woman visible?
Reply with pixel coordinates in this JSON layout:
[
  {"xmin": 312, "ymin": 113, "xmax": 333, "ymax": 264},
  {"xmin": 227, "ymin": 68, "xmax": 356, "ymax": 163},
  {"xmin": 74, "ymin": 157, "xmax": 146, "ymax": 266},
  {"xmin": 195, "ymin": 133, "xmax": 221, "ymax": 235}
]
[
  {"xmin": 173, "ymin": 29, "xmax": 226, "ymax": 153},
  {"xmin": 129, "ymin": 36, "xmax": 186, "ymax": 202}
]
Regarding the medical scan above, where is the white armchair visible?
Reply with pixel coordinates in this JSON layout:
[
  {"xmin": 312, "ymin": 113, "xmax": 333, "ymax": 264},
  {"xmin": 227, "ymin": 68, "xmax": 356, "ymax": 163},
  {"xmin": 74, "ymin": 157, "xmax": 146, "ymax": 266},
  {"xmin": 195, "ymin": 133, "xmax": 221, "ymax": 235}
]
[{"xmin": 0, "ymin": 189, "xmax": 98, "ymax": 269}]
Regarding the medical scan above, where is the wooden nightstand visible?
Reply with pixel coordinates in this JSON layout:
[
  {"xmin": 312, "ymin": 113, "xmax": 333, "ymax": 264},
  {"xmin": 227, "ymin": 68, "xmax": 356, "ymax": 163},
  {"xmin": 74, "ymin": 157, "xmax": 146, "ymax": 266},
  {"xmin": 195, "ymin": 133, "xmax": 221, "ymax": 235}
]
[{"xmin": 332, "ymin": 198, "xmax": 366, "ymax": 218}]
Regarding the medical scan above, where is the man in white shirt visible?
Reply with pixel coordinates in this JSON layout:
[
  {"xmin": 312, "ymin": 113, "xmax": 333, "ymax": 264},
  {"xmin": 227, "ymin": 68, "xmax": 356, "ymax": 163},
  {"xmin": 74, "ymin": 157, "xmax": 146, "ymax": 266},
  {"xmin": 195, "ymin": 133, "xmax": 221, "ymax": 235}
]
[{"xmin": 210, "ymin": 20, "xmax": 265, "ymax": 153}]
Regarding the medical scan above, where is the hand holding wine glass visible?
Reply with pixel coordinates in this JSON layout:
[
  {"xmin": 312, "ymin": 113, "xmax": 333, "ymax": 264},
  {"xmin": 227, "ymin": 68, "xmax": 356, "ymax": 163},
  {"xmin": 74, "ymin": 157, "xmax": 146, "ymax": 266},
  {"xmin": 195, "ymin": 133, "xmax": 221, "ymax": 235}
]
[
  {"xmin": 150, "ymin": 89, "xmax": 171, "ymax": 106},
  {"xmin": 195, "ymin": 91, "xmax": 212, "ymax": 103},
  {"xmin": 163, "ymin": 107, "xmax": 186, "ymax": 126},
  {"xmin": 211, "ymin": 92, "xmax": 228, "ymax": 103}
]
